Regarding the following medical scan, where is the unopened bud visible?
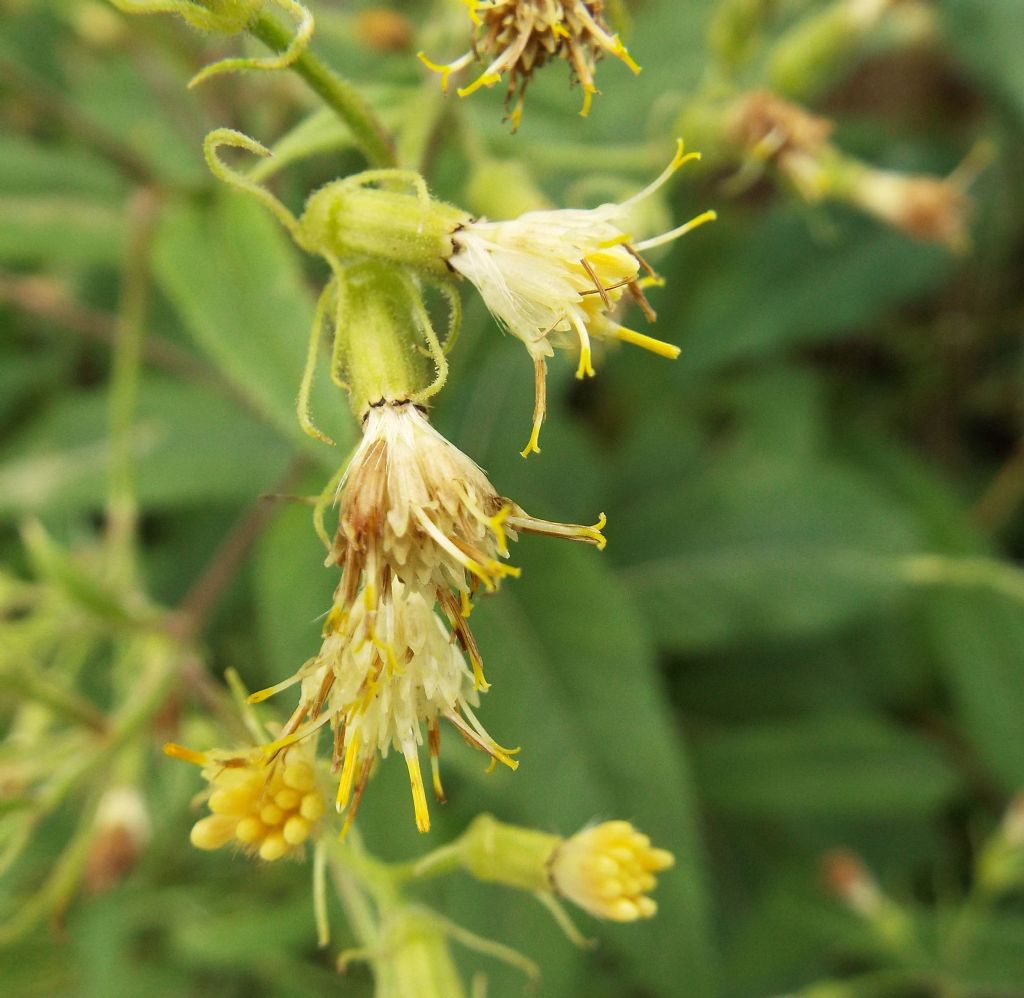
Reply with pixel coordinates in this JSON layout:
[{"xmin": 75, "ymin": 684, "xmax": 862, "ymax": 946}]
[
  {"xmin": 730, "ymin": 91, "xmax": 833, "ymax": 162},
  {"xmin": 458, "ymin": 814, "xmax": 674, "ymax": 922},
  {"xmin": 85, "ymin": 786, "xmax": 151, "ymax": 892},
  {"xmin": 822, "ymin": 849, "xmax": 913, "ymax": 951},
  {"xmin": 330, "ymin": 260, "xmax": 433, "ymax": 416},
  {"xmin": 355, "ymin": 9, "xmax": 414, "ymax": 53},
  {"xmin": 845, "ymin": 167, "xmax": 969, "ymax": 250}
]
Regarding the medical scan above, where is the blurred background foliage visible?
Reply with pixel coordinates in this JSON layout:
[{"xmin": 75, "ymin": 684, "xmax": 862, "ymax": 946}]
[{"xmin": 1, "ymin": 0, "xmax": 1024, "ymax": 995}]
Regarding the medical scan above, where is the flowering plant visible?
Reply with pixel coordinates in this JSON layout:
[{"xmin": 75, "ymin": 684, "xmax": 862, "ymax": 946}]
[{"xmin": 1, "ymin": 1, "xmax": 1022, "ymax": 996}]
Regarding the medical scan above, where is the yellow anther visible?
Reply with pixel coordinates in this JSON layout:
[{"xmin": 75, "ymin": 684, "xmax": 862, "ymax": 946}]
[{"xmin": 470, "ymin": 651, "xmax": 490, "ymax": 693}]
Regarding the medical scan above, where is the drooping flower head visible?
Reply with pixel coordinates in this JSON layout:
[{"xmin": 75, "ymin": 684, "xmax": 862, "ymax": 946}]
[
  {"xmin": 549, "ymin": 821, "xmax": 675, "ymax": 921},
  {"xmin": 329, "ymin": 400, "xmax": 605, "ymax": 616},
  {"xmin": 420, "ymin": 0, "xmax": 640, "ymax": 128},
  {"xmin": 448, "ymin": 141, "xmax": 716, "ymax": 454},
  {"xmin": 167, "ymin": 739, "xmax": 325, "ymax": 861}
]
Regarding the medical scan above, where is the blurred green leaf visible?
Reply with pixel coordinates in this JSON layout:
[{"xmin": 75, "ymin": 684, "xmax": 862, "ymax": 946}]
[
  {"xmin": 667, "ymin": 211, "xmax": 951, "ymax": 379},
  {"xmin": 0, "ymin": 196, "xmax": 124, "ymax": 266},
  {"xmin": 614, "ymin": 458, "xmax": 919, "ymax": 652},
  {"xmin": 0, "ymin": 134, "xmax": 125, "ymax": 198},
  {"xmin": 0, "ymin": 377, "xmax": 294, "ymax": 514},
  {"xmin": 252, "ymin": 493, "xmax": 336, "ymax": 688},
  {"xmin": 924, "ymin": 590, "xmax": 1024, "ymax": 790},
  {"xmin": 693, "ymin": 712, "xmax": 961, "ymax": 820},
  {"xmin": 939, "ymin": 0, "xmax": 1024, "ymax": 120}
]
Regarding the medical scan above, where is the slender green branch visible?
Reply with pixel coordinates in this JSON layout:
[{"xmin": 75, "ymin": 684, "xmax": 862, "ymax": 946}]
[
  {"xmin": 4, "ymin": 663, "xmax": 108, "ymax": 733},
  {"xmin": 106, "ymin": 189, "xmax": 161, "ymax": 581},
  {"xmin": 248, "ymin": 13, "xmax": 396, "ymax": 167}
]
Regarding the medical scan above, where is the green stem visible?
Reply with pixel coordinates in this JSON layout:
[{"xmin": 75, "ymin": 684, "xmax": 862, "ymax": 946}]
[
  {"xmin": 106, "ymin": 189, "xmax": 161, "ymax": 582},
  {"xmin": 0, "ymin": 784, "xmax": 105, "ymax": 946},
  {"xmin": 326, "ymin": 839, "xmax": 383, "ymax": 949},
  {"xmin": 248, "ymin": 13, "xmax": 396, "ymax": 167}
]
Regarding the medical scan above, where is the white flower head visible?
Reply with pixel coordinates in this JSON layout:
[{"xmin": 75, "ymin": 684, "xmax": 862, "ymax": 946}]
[{"xmin": 448, "ymin": 141, "xmax": 716, "ymax": 455}]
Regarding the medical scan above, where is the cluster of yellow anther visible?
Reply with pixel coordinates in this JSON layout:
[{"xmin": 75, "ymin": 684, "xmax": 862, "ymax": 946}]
[
  {"xmin": 549, "ymin": 821, "xmax": 674, "ymax": 921},
  {"xmin": 171, "ymin": 743, "xmax": 325, "ymax": 862}
]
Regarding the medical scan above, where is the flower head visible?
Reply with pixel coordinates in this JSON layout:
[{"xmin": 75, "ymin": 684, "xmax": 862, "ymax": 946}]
[
  {"xmin": 420, "ymin": 0, "xmax": 640, "ymax": 128},
  {"xmin": 166, "ymin": 740, "xmax": 325, "ymax": 861},
  {"xmin": 329, "ymin": 400, "xmax": 605, "ymax": 616},
  {"xmin": 448, "ymin": 141, "xmax": 715, "ymax": 454},
  {"xmin": 549, "ymin": 820, "xmax": 674, "ymax": 921}
]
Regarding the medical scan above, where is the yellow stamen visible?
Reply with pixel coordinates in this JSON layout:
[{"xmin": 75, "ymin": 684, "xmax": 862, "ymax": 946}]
[
  {"xmin": 488, "ymin": 504, "xmax": 512, "ymax": 557},
  {"xmin": 580, "ymin": 83, "xmax": 596, "ymax": 119},
  {"xmin": 634, "ymin": 209, "xmax": 718, "ymax": 253},
  {"xmin": 416, "ymin": 50, "xmax": 474, "ymax": 93},
  {"xmin": 404, "ymin": 750, "xmax": 431, "ymax": 833},
  {"xmin": 457, "ymin": 71, "xmax": 502, "ymax": 97},
  {"xmin": 612, "ymin": 38, "xmax": 641, "ymax": 75},
  {"xmin": 521, "ymin": 357, "xmax": 547, "ymax": 459},
  {"xmin": 610, "ymin": 326, "xmax": 681, "ymax": 360},
  {"xmin": 506, "ymin": 511, "xmax": 608, "ymax": 551},
  {"xmin": 163, "ymin": 743, "xmax": 209, "ymax": 767},
  {"xmin": 247, "ymin": 672, "xmax": 303, "ymax": 704},
  {"xmin": 572, "ymin": 316, "xmax": 596, "ymax": 379}
]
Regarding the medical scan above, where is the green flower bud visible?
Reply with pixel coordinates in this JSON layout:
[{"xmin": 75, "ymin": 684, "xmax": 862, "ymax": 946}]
[{"xmin": 301, "ymin": 179, "xmax": 468, "ymax": 279}]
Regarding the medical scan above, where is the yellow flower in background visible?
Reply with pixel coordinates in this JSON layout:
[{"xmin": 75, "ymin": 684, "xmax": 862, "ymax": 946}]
[
  {"xmin": 550, "ymin": 820, "xmax": 675, "ymax": 921},
  {"xmin": 448, "ymin": 141, "xmax": 715, "ymax": 454},
  {"xmin": 420, "ymin": 0, "xmax": 641, "ymax": 127},
  {"xmin": 167, "ymin": 741, "xmax": 325, "ymax": 861}
]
